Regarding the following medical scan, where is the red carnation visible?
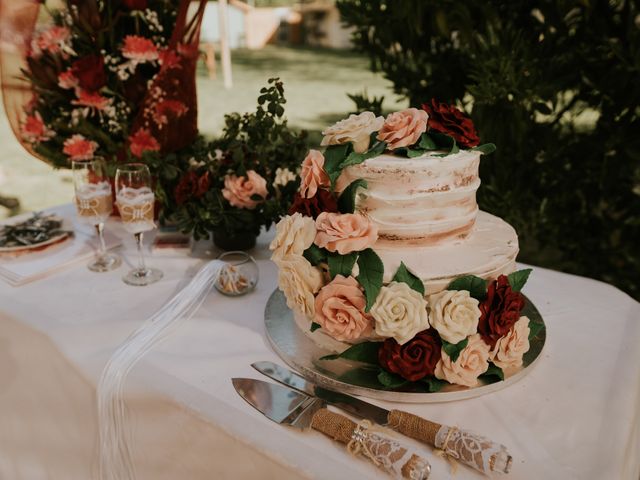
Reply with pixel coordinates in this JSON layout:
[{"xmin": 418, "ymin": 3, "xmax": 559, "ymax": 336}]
[
  {"xmin": 422, "ymin": 99, "xmax": 480, "ymax": 148},
  {"xmin": 129, "ymin": 128, "xmax": 160, "ymax": 158},
  {"xmin": 378, "ymin": 329, "xmax": 442, "ymax": 382},
  {"xmin": 71, "ymin": 55, "xmax": 107, "ymax": 92},
  {"xmin": 122, "ymin": 0, "xmax": 147, "ymax": 10},
  {"xmin": 288, "ymin": 190, "xmax": 338, "ymax": 219},
  {"xmin": 478, "ymin": 275, "xmax": 526, "ymax": 347},
  {"xmin": 174, "ymin": 171, "xmax": 210, "ymax": 205}
]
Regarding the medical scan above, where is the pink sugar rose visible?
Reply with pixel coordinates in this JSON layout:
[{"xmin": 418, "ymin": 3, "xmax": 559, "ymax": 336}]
[
  {"xmin": 300, "ymin": 149, "xmax": 330, "ymax": 198},
  {"xmin": 314, "ymin": 275, "xmax": 373, "ymax": 342},
  {"xmin": 122, "ymin": 35, "xmax": 159, "ymax": 62},
  {"xmin": 377, "ymin": 108, "xmax": 429, "ymax": 150},
  {"xmin": 315, "ymin": 212, "xmax": 378, "ymax": 254},
  {"xmin": 63, "ymin": 134, "xmax": 98, "ymax": 161},
  {"xmin": 222, "ymin": 170, "xmax": 268, "ymax": 209}
]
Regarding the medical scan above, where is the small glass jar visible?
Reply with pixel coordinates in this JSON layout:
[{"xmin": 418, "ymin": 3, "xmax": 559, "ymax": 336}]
[{"xmin": 215, "ymin": 251, "xmax": 259, "ymax": 296}]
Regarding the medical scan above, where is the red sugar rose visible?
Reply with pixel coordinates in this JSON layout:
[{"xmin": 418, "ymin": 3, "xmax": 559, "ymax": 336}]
[
  {"xmin": 422, "ymin": 99, "xmax": 480, "ymax": 149},
  {"xmin": 288, "ymin": 189, "xmax": 338, "ymax": 219},
  {"xmin": 378, "ymin": 329, "xmax": 442, "ymax": 382},
  {"xmin": 478, "ymin": 275, "xmax": 525, "ymax": 347}
]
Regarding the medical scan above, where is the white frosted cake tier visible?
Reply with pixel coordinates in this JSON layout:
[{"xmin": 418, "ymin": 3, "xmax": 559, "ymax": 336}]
[
  {"xmin": 338, "ymin": 149, "xmax": 481, "ymax": 245},
  {"xmin": 295, "ymin": 210, "xmax": 519, "ymax": 349}
]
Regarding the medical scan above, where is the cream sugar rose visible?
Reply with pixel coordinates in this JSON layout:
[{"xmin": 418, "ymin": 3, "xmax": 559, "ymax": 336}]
[{"xmin": 270, "ymin": 104, "xmax": 535, "ymax": 389}]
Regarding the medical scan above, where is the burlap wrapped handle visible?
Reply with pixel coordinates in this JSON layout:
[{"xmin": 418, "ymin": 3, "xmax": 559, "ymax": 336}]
[
  {"xmin": 310, "ymin": 408, "xmax": 430, "ymax": 479},
  {"xmin": 388, "ymin": 410, "xmax": 512, "ymax": 475}
]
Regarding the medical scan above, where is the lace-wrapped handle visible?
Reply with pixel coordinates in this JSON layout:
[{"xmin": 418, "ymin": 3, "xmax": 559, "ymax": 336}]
[
  {"xmin": 311, "ymin": 408, "xmax": 430, "ymax": 479},
  {"xmin": 388, "ymin": 410, "xmax": 512, "ymax": 475}
]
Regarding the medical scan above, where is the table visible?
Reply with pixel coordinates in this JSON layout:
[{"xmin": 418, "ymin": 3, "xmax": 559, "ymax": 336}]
[{"xmin": 1, "ymin": 204, "xmax": 639, "ymax": 480}]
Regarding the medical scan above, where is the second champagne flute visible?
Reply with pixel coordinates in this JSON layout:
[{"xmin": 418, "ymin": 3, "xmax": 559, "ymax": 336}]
[{"xmin": 115, "ymin": 163, "xmax": 163, "ymax": 286}]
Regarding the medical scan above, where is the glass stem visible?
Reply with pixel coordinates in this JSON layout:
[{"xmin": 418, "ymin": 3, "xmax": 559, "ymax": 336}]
[
  {"xmin": 95, "ymin": 223, "xmax": 107, "ymax": 259},
  {"xmin": 135, "ymin": 232, "xmax": 146, "ymax": 273}
]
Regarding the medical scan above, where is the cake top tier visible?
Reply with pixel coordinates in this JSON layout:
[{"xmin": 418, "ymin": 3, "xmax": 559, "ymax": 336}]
[{"xmin": 338, "ymin": 149, "xmax": 482, "ymax": 245}]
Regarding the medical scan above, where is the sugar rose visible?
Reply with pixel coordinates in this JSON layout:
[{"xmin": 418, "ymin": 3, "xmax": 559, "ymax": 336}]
[
  {"xmin": 370, "ymin": 282, "xmax": 430, "ymax": 345},
  {"xmin": 277, "ymin": 256, "xmax": 323, "ymax": 319},
  {"xmin": 377, "ymin": 108, "xmax": 429, "ymax": 150},
  {"xmin": 378, "ymin": 329, "xmax": 442, "ymax": 382},
  {"xmin": 321, "ymin": 111, "xmax": 385, "ymax": 153},
  {"xmin": 315, "ymin": 212, "xmax": 378, "ymax": 254},
  {"xmin": 428, "ymin": 290, "xmax": 481, "ymax": 344},
  {"xmin": 478, "ymin": 275, "xmax": 525, "ymax": 347},
  {"xmin": 490, "ymin": 316, "xmax": 531, "ymax": 370},
  {"xmin": 288, "ymin": 190, "xmax": 339, "ymax": 219},
  {"xmin": 422, "ymin": 99, "xmax": 480, "ymax": 149},
  {"xmin": 300, "ymin": 150, "xmax": 330, "ymax": 199},
  {"xmin": 270, "ymin": 213, "xmax": 316, "ymax": 263},
  {"xmin": 434, "ymin": 334, "xmax": 490, "ymax": 387},
  {"xmin": 222, "ymin": 170, "xmax": 268, "ymax": 209},
  {"xmin": 314, "ymin": 275, "xmax": 372, "ymax": 342}
]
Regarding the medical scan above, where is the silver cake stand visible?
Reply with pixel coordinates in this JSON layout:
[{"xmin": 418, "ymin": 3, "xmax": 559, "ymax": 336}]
[{"xmin": 264, "ymin": 289, "xmax": 546, "ymax": 403}]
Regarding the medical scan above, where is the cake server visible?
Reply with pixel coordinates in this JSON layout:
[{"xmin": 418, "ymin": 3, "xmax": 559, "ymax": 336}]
[
  {"xmin": 252, "ymin": 361, "xmax": 512, "ymax": 475},
  {"xmin": 232, "ymin": 378, "xmax": 430, "ymax": 479}
]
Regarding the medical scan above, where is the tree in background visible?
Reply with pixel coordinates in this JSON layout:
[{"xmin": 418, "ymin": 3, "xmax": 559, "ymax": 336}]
[{"xmin": 338, "ymin": 0, "xmax": 640, "ymax": 299}]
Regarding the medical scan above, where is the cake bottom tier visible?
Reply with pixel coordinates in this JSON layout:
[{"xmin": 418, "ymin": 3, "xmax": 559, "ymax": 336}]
[{"xmin": 294, "ymin": 210, "xmax": 519, "ymax": 351}]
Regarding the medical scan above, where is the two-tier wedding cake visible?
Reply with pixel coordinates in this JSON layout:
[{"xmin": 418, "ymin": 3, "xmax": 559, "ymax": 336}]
[{"xmin": 270, "ymin": 100, "xmax": 534, "ymax": 390}]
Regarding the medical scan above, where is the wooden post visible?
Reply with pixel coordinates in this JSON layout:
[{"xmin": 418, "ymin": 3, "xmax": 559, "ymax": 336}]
[{"xmin": 218, "ymin": 0, "xmax": 233, "ymax": 89}]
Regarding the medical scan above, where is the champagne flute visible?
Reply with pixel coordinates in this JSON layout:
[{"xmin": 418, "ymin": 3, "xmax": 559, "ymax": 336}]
[
  {"xmin": 115, "ymin": 163, "xmax": 163, "ymax": 286},
  {"xmin": 72, "ymin": 158, "xmax": 122, "ymax": 272}
]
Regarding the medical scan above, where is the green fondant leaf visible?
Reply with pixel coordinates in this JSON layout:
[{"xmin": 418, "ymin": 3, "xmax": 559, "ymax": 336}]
[
  {"xmin": 340, "ymin": 140, "xmax": 386, "ymax": 169},
  {"xmin": 323, "ymin": 144, "xmax": 351, "ymax": 188},
  {"xmin": 303, "ymin": 244, "xmax": 327, "ymax": 266},
  {"xmin": 310, "ymin": 322, "xmax": 321, "ymax": 332},
  {"xmin": 447, "ymin": 275, "xmax": 488, "ymax": 300},
  {"xmin": 377, "ymin": 370, "xmax": 409, "ymax": 389},
  {"xmin": 473, "ymin": 143, "xmax": 497, "ymax": 155},
  {"xmin": 337, "ymin": 367, "xmax": 384, "ymax": 389},
  {"xmin": 356, "ymin": 248, "xmax": 384, "ymax": 311},
  {"xmin": 337, "ymin": 179, "xmax": 368, "ymax": 214},
  {"xmin": 421, "ymin": 377, "xmax": 447, "ymax": 392},
  {"xmin": 392, "ymin": 261, "xmax": 425, "ymax": 295},
  {"xmin": 407, "ymin": 148, "xmax": 427, "ymax": 158},
  {"xmin": 528, "ymin": 320, "xmax": 544, "ymax": 341},
  {"xmin": 418, "ymin": 133, "xmax": 438, "ymax": 150},
  {"xmin": 480, "ymin": 363, "xmax": 505, "ymax": 382},
  {"xmin": 327, "ymin": 251, "xmax": 358, "ymax": 279},
  {"xmin": 320, "ymin": 341, "xmax": 382, "ymax": 364},
  {"xmin": 442, "ymin": 338, "xmax": 469, "ymax": 363},
  {"xmin": 507, "ymin": 268, "xmax": 532, "ymax": 292}
]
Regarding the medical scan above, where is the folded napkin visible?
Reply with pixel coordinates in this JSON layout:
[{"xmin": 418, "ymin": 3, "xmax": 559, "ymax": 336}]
[{"xmin": 0, "ymin": 210, "xmax": 121, "ymax": 286}]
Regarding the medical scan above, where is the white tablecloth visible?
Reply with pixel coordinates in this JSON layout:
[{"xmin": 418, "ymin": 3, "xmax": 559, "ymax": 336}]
[{"xmin": 1, "ymin": 204, "xmax": 639, "ymax": 480}]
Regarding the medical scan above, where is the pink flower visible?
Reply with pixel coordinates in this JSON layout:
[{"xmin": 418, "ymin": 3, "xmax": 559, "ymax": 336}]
[
  {"xmin": 30, "ymin": 26, "xmax": 71, "ymax": 58},
  {"xmin": 58, "ymin": 70, "xmax": 79, "ymax": 90},
  {"xmin": 63, "ymin": 134, "xmax": 98, "ymax": 161},
  {"xmin": 222, "ymin": 170, "xmax": 268, "ymax": 209},
  {"xmin": 129, "ymin": 129, "xmax": 161, "ymax": 158},
  {"xmin": 122, "ymin": 35, "xmax": 159, "ymax": 62},
  {"xmin": 153, "ymin": 100, "xmax": 188, "ymax": 126},
  {"xmin": 314, "ymin": 275, "xmax": 373, "ymax": 342},
  {"xmin": 377, "ymin": 108, "xmax": 429, "ymax": 150},
  {"xmin": 72, "ymin": 90, "xmax": 111, "ymax": 110},
  {"xmin": 315, "ymin": 212, "xmax": 378, "ymax": 254},
  {"xmin": 21, "ymin": 112, "xmax": 54, "ymax": 143},
  {"xmin": 300, "ymin": 149, "xmax": 330, "ymax": 199}
]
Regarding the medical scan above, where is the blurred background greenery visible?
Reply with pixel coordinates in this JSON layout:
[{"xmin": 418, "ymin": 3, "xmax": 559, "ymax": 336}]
[{"xmin": 1, "ymin": 0, "xmax": 638, "ymax": 299}]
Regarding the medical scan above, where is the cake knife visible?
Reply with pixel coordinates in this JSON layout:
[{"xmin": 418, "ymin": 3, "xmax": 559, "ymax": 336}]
[
  {"xmin": 232, "ymin": 378, "xmax": 431, "ymax": 479},
  {"xmin": 252, "ymin": 361, "xmax": 512, "ymax": 475}
]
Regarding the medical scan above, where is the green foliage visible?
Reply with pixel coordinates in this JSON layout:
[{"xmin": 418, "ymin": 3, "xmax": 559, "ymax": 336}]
[
  {"xmin": 321, "ymin": 341, "xmax": 381, "ymax": 364},
  {"xmin": 356, "ymin": 248, "xmax": 385, "ymax": 311},
  {"xmin": 338, "ymin": 0, "xmax": 640, "ymax": 299},
  {"xmin": 392, "ymin": 262, "xmax": 425, "ymax": 295},
  {"xmin": 161, "ymin": 78, "xmax": 308, "ymax": 239},
  {"xmin": 348, "ymin": 89, "xmax": 385, "ymax": 116},
  {"xmin": 441, "ymin": 338, "xmax": 469, "ymax": 363},
  {"xmin": 337, "ymin": 179, "xmax": 368, "ymax": 213},
  {"xmin": 327, "ymin": 251, "xmax": 358, "ymax": 278},
  {"xmin": 480, "ymin": 363, "xmax": 505, "ymax": 383},
  {"xmin": 507, "ymin": 268, "xmax": 533, "ymax": 292},
  {"xmin": 447, "ymin": 275, "xmax": 488, "ymax": 300}
]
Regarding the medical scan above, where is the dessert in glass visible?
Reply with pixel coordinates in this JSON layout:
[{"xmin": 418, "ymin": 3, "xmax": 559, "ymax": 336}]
[
  {"xmin": 72, "ymin": 158, "xmax": 121, "ymax": 272},
  {"xmin": 115, "ymin": 163, "xmax": 163, "ymax": 286}
]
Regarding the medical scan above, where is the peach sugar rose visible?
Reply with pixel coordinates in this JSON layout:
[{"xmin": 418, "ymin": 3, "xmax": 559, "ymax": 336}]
[
  {"xmin": 489, "ymin": 316, "xmax": 531, "ymax": 370},
  {"xmin": 314, "ymin": 275, "xmax": 373, "ymax": 342},
  {"xmin": 434, "ymin": 334, "xmax": 490, "ymax": 387},
  {"xmin": 376, "ymin": 108, "xmax": 429, "ymax": 150},
  {"xmin": 222, "ymin": 170, "xmax": 268, "ymax": 209},
  {"xmin": 300, "ymin": 149, "xmax": 330, "ymax": 198},
  {"xmin": 315, "ymin": 212, "xmax": 378, "ymax": 254}
]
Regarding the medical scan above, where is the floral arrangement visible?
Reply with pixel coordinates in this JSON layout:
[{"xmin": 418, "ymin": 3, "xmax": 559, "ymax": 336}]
[
  {"xmin": 17, "ymin": 0, "xmax": 206, "ymax": 169},
  {"xmin": 158, "ymin": 78, "xmax": 308, "ymax": 246},
  {"xmin": 270, "ymin": 101, "xmax": 543, "ymax": 391}
]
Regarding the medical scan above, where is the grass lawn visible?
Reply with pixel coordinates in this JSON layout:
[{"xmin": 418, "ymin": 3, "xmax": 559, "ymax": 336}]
[{"xmin": 0, "ymin": 46, "xmax": 404, "ymax": 218}]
